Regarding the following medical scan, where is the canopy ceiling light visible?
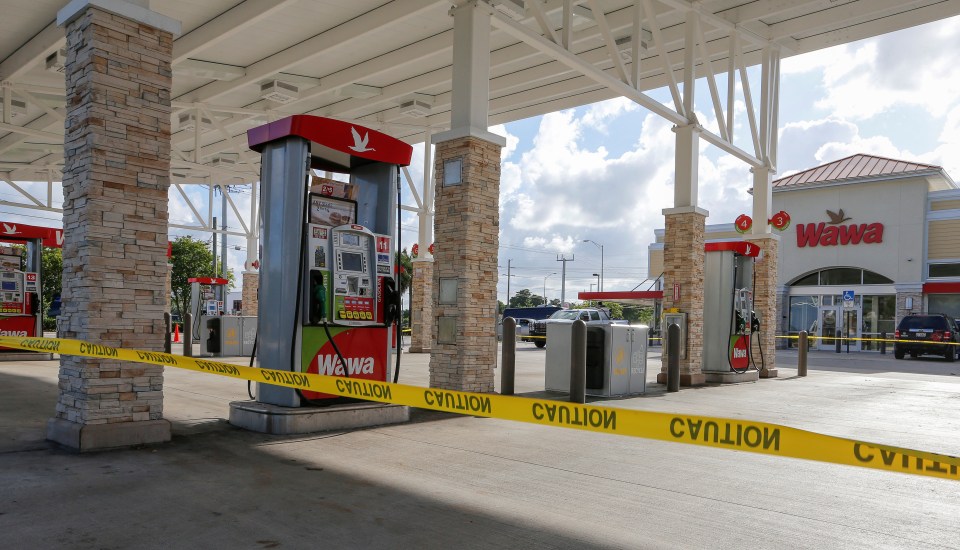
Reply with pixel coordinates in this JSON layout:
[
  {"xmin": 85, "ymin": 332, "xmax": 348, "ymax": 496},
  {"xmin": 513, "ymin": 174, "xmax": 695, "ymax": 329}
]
[
  {"xmin": 397, "ymin": 94, "xmax": 434, "ymax": 118},
  {"xmin": 259, "ymin": 80, "xmax": 300, "ymax": 104}
]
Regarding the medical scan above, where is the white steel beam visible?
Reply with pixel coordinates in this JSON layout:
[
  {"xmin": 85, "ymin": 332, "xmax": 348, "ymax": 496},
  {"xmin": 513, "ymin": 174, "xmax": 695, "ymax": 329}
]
[
  {"xmin": 11, "ymin": 86, "xmax": 65, "ymax": 121},
  {"xmin": 2, "ymin": 85, "xmax": 10, "ymax": 125},
  {"xmin": 245, "ymin": 181, "xmax": 258, "ymax": 271},
  {"xmin": 0, "ymin": 199, "xmax": 60, "ymax": 213},
  {"xmin": 169, "ymin": 223, "xmax": 248, "ymax": 238},
  {"xmin": 737, "ymin": 35, "xmax": 762, "ymax": 160},
  {"xmin": 630, "ymin": 0, "xmax": 643, "ymax": 89},
  {"xmin": 419, "ymin": 128, "xmax": 434, "ymax": 260},
  {"xmin": 586, "ymin": 0, "xmax": 630, "ymax": 85},
  {"xmin": 402, "ymin": 166, "xmax": 422, "ymax": 210},
  {"xmin": 490, "ymin": 9, "xmax": 687, "ymax": 125},
  {"xmin": 682, "ymin": 10, "xmax": 695, "ymax": 118},
  {"xmin": 642, "ymin": 0, "xmax": 684, "ymax": 116},
  {"xmin": 174, "ymin": 183, "xmax": 208, "ymax": 229},
  {"xmin": 692, "ymin": 15, "xmax": 728, "ymax": 141},
  {"xmin": 220, "ymin": 184, "xmax": 250, "ymax": 235},
  {"xmin": 0, "ymin": 122, "xmax": 62, "ymax": 141},
  {"xmin": 0, "ymin": 176, "xmax": 45, "ymax": 207},
  {"xmin": 529, "ymin": 0, "xmax": 561, "ymax": 44},
  {"xmin": 726, "ymin": 33, "xmax": 736, "ymax": 140}
]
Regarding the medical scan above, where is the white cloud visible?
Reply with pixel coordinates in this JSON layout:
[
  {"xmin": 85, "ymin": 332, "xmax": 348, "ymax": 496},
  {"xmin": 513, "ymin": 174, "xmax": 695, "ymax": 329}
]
[
  {"xmin": 580, "ymin": 97, "xmax": 638, "ymax": 132},
  {"xmin": 807, "ymin": 18, "xmax": 960, "ymax": 119},
  {"xmin": 490, "ymin": 123, "xmax": 520, "ymax": 160}
]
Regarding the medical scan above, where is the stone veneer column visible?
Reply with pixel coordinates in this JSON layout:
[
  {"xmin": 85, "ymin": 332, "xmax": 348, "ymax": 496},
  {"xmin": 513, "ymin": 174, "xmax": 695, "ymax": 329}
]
[
  {"xmin": 241, "ymin": 272, "xmax": 259, "ymax": 317},
  {"xmin": 409, "ymin": 260, "xmax": 433, "ymax": 353},
  {"xmin": 47, "ymin": 2, "xmax": 179, "ymax": 451},
  {"xmin": 429, "ymin": 136, "xmax": 501, "ymax": 392},
  {"xmin": 744, "ymin": 235, "xmax": 779, "ymax": 377},
  {"xmin": 896, "ymin": 286, "xmax": 923, "ymax": 322},
  {"xmin": 657, "ymin": 208, "xmax": 707, "ymax": 386}
]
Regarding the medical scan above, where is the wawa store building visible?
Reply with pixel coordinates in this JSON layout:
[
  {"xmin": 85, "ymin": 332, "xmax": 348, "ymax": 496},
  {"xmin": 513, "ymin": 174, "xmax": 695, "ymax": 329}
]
[{"xmin": 650, "ymin": 154, "xmax": 960, "ymax": 352}]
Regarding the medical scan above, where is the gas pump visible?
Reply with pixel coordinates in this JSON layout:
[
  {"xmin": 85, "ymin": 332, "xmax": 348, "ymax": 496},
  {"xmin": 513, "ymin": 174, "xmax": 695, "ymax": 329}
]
[
  {"xmin": 0, "ymin": 242, "xmax": 42, "ymax": 351},
  {"xmin": 188, "ymin": 277, "xmax": 227, "ymax": 337},
  {"xmin": 702, "ymin": 241, "xmax": 759, "ymax": 375},
  {"xmin": 247, "ymin": 115, "xmax": 411, "ymax": 407}
]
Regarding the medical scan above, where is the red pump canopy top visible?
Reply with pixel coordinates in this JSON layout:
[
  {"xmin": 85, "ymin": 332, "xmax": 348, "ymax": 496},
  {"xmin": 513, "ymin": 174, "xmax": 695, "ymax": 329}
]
[
  {"xmin": 247, "ymin": 115, "xmax": 413, "ymax": 173},
  {"xmin": 187, "ymin": 277, "xmax": 229, "ymax": 285},
  {"xmin": 579, "ymin": 241, "xmax": 761, "ymax": 302}
]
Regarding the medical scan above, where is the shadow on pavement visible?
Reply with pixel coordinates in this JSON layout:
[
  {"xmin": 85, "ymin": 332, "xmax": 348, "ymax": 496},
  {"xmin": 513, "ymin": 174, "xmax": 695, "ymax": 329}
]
[{"xmin": 0, "ymin": 369, "xmax": 614, "ymax": 549}]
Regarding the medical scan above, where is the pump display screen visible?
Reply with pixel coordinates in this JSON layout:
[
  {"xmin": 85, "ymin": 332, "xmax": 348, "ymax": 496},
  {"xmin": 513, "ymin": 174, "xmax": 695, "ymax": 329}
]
[
  {"xmin": 341, "ymin": 233, "xmax": 360, "ymax": 247},
  {"xmin": 1, "ymin": 281, "xmax": 15, "ymax": 291},
  {"xmin": 340, "ymin": 252, "xmax": 363, "ymax": 272}
]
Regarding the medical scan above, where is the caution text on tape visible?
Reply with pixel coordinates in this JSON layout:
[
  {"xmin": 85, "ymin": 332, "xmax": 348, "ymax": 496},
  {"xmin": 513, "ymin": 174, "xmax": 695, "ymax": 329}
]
[{"xmin": 3, "ymin": 336, "xmax": 958, "ymax": 482}]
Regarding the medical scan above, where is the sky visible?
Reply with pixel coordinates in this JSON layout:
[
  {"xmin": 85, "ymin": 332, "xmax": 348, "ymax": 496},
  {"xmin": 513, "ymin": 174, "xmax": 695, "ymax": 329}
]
[{"xmin": 1, "ymin": 14, "xmax": 958, "ymax": 306}]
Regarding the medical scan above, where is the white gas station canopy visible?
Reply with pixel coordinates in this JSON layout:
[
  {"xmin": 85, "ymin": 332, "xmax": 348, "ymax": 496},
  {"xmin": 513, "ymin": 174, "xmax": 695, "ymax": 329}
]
[{"xmin": 0, "ymin": 0, "xmax": 957, "ymax": 186}]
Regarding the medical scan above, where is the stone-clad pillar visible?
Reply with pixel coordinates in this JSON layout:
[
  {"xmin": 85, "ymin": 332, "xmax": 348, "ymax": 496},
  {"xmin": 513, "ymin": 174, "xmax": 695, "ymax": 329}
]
[
  {"xmin": 745, "ymin": 234, "xmax": 779, "ymax": 377},
  {"xmin": 241, "ymin": 272, "xmax": 259, "ymax": 317},
  {"xmin": 409, "ymin": 260, "xmax": 433, "ymax": 353},
  {"xmin": 429, "ymin": 136, "xmax": 502, "ymax": 392},
  {"xmin": 657, "ymin": 207, "xmax": 708, "ymax": 386},
  {"xmin": 47, "ymin": 1, "xmax": 180, "ymax": 451}
]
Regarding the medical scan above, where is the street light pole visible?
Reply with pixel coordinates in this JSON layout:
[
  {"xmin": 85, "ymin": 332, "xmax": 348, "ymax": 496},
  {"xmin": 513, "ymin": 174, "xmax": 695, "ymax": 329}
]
[
  {"xmin": 543, "ymin": 272, "xmax": 557, "ymax": 305},
  {"xmin": 582, "ymin": 239, "xmax": 604, "ymax": 291}
]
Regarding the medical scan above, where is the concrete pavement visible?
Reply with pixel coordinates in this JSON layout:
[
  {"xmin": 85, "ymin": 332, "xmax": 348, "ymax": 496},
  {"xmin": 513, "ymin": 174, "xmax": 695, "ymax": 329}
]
[{"xmin": 1, "ymin": 343, "xmax": 959, "ymax": 549}]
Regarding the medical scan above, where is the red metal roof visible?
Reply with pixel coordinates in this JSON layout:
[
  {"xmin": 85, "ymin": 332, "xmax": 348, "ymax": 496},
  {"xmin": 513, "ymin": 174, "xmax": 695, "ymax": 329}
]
[
  {"xmin": 578, "ymin": 291, "xmax": 663, "ymax": 302},
  {"xmin": 773, "ymin": 154, "xmax": 942, "ymax": 189}
]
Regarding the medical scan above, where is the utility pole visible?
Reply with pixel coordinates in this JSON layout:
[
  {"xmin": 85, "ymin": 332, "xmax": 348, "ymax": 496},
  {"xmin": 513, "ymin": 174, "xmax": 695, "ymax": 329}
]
[
  {"xmin": 505, "ymin": 259, "xmax": 512, "ymax": 308},
  {"xmin": 220, "ymin": 188, "xmax": 228, "ymax": 307},
  {"xmin": 212, "ymin": 215, "xmax": 218, "ymax": 279},
  {"xmin": 557, "ymin": 254, "xmax": 574, "ymax": 305}
]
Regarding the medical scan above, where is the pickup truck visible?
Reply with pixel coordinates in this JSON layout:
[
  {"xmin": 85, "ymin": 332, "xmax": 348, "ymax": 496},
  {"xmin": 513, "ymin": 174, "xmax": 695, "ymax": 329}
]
[{"xmin": 528, "ymin": 308, "xmax": 628, "ymax": 348}]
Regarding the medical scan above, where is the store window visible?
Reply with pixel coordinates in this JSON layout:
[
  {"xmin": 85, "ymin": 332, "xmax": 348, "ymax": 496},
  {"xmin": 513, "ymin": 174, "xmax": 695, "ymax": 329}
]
[
  {"xmin": 789, "ymin": 268, "xmax": 893, "ymax": 286},
  {"xmin": 861, "ymin": 295, "xmax": 896, "ymax": 351},
  {"xmin": 820, "ymin": 268, "xmax": 862, "ymax": 286},
  {"xmin": 928, "ymin": 295, "xmax": 960, "ymax": 318},
  {"xmin": 929, "ymin": 263, "xmax": 960, "ymax": 278},
  {"xmin": 786, "ymin": 296, "xmax": 818, "ymax": 349}
]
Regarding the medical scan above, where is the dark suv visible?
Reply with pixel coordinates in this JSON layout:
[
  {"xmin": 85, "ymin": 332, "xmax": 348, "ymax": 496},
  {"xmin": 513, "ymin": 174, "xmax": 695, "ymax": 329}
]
[{"xmin": 894, "ymin": 313, "xmax": 960, "ymax": 361}]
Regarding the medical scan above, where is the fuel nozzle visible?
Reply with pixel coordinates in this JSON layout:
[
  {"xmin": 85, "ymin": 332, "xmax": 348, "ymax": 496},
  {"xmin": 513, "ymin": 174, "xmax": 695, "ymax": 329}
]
[
  {"xmin": 751, "ymin": 311, "xmax": 761, "ymax": 333},
  {"xmin": 734, "ymin": 309, "xmax": 747, "ymax": 334}
]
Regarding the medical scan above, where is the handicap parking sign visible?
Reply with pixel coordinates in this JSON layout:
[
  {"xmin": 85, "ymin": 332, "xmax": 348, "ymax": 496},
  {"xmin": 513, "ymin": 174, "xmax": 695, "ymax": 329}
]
[{"xmin": 842, "ymin": 290, "xmax": 855, "ymax": 307}]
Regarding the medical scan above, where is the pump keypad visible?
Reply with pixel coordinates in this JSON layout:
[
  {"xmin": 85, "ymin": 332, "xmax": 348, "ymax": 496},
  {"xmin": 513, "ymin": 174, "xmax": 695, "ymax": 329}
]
[{"xmin": 335, "ymin": 296, "xmax": 374, "ymax": 322}]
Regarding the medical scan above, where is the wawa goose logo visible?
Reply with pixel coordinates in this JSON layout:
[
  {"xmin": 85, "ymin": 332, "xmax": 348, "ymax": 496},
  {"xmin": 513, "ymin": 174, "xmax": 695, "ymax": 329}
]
[
  {"xmin": 348, "ymin": 127, "xmax": 375, "ymax": 153},
  {"xmin": 796, "ymin": 209, "xmax": 883, "ymax": 248}
]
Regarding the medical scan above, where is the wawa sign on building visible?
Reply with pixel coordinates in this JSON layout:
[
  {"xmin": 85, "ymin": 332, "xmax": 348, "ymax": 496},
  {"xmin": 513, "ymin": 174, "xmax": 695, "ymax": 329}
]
[{"xmin": 796, "ymin": 209, "xmax": 884, "ymax": 248}]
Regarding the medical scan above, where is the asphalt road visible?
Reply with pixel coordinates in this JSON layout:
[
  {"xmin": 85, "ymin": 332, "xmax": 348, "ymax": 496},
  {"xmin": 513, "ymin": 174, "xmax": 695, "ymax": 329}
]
[{"xmin": 1, "ymin": 343, "xmax": 958, "ymax": 549}]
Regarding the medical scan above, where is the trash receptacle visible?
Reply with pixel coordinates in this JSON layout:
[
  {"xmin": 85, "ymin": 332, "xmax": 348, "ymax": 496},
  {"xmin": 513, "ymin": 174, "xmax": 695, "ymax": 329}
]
[{"xmin": 206, "ymin": 318, "xmax": 221, "ymax": 355}]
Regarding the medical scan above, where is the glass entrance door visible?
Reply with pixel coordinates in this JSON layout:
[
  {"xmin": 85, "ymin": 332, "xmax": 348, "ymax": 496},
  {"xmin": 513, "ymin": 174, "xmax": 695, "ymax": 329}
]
[
  {"xmin": 842, "ymin": 308, "xmax": 861, "ymax": 352},
  {"xmin": 817, "ymin": 307, "xmax": 837, "ymax": 351},
  {"xmin": 817, "ymin": 306, "xmax": 862, "ymax": 351}
]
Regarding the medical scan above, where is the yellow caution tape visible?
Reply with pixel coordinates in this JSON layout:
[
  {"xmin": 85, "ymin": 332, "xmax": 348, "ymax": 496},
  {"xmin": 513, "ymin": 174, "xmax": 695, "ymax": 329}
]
[
  {"xmin": 3, "ymin": 335, "xmax": 958, "ymax": 482},
  {"xmin": 775, "ymin": 334, "xmax": 960, "ymax": 346}
]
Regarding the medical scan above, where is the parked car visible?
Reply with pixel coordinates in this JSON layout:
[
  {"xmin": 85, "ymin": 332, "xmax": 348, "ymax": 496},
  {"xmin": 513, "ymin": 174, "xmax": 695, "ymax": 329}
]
[
  {"xmin": 495, "ymin": 317, "xmax": 535, "ymax": 341},
  {"xmin": 894, "ymin": 313, "xmax": 960, "ymax": 361},
  {"xmin": 529, "ymin": 307, "xmax": 628, "ymax": 348},
  {"xmin": 500, "ymin": 306, "xmax": 562, "ymax": 344}
]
